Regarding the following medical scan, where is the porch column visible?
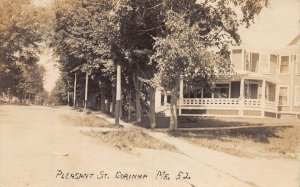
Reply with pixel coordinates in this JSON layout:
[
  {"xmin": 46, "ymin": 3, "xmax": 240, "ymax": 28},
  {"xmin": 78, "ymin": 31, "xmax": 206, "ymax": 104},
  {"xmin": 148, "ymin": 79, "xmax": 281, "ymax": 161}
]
[
  {"xmin": 275, "ymin": 84, "xmax": 278, "ymax": 118},
  {"xmin": 179, "ymin": 75, "xmax": 184, "ymax": 115},
  {"xmin": 164, "ymin": 90, "xmax": 168, "ymax": 107},
  {"xmin": 239, "ymin": 77, "xmax": 245, "ymax": 116},
  {"xmin": 261, "ymin": 79, "xmax": 266, "ymax": 117},
  {"xmin": 155, "ymin": 90, "xmax": 162, "ymax": 112},
  {"xmin": 67, "ymin": 80, "xmax": 70, "ymax": 106}
]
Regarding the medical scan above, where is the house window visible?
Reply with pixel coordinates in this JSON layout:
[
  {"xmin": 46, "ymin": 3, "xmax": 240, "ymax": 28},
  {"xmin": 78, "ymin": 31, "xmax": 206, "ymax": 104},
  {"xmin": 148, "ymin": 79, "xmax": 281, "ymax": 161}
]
[
  {"xmin": 231, "ymin": 49, "xmax": 243, "ymax": 70},
  {"xmin": 296, "ymin": 55, "xmax": 300, "ymax": 75},
  {"xmin": 245, "ymin": 52, "xmax": 250, "ymax": 70},
  {"xmin": 280, "ymin": 56, "xmax": 289, "ymax": 74},
  {"xmin": 213, "ymin": 84, "xmax": 229, "ymax": 98},
  {"xmin": 295, "ymin": 86, "xmax": 300, "ymax": 107},
  {"xmin": 279, "ymin": 87, "xmax": 289, "ymax": 106},
  {"xmin": 245, "ymin": 52, "xmax": 259, "ymax": 72},
  {"xmin": 260, "ymin": 54, "xmax": 270, "ymax": 74}
]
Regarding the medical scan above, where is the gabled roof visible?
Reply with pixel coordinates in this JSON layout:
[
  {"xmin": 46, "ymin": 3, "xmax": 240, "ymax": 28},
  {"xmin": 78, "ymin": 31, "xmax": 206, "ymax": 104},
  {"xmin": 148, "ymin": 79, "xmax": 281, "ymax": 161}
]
[
  {"xmin": 275, "ymin": 34, "xmax": 300, "ymax": 54},
  {"xmin": 287, "ymin": 34, "xmax": 300, "ymax": 46}
]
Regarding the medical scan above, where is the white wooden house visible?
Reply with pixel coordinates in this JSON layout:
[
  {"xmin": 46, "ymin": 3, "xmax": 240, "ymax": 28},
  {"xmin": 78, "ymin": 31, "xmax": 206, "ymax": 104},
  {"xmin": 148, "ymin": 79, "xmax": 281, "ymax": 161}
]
[{"xmin": 155, "ymin": 35, "xmax": 300, "ymax": 119}]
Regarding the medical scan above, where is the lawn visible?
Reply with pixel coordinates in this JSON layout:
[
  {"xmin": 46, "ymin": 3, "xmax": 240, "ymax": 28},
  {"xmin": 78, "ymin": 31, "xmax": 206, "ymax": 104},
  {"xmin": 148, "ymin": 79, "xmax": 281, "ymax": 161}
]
[
  {"xmin": 59, "ymin": 108, "xmax": 114, "ymax": 128},
  {"xmin": 60, "ymin": 109, "xmax": 300, "ymax": 159},
  {"xmin": 167, "ymin": 117, "xmax": 300, "ymax": 159},
  {"xmin": 84, "ymin": 127, "xmax": 177, "ymax": 153},
  {"xmin": 59, "ymin": 109, "xmax": 177, "ymax": 153}
]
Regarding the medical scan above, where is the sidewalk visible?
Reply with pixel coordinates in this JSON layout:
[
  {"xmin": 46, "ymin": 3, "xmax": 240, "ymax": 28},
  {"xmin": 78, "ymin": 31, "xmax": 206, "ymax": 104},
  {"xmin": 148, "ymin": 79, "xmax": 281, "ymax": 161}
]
[{"xmin": 93, "ymin": 111, "xmax": 300, "ymax": 187}]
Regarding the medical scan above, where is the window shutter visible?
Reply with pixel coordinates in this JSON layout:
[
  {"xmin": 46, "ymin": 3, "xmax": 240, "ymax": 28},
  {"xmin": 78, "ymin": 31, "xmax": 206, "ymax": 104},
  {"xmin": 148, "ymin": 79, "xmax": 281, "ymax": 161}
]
[
  {"xmin": 296, "ymin": 61, "xmax": 300, "ymax": 75},
  {"xmin": 260, "ymin": 54, "xmax": 270, "ymax": 74},
  {"xmin": 295, "ymin": 87, "xmax": 300, "ymax": 106}
]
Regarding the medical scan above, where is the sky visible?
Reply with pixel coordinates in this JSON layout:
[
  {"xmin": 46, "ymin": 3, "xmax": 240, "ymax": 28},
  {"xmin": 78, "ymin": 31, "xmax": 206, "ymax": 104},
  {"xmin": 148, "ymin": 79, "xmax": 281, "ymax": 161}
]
[
  {"xmin": 34, "ymin": 0, "xmax": 300, "ymax": 92},
  {"xmin": 31, "ymin": 0, "xmax": 52, "ymax": 7},
  {"xmin": 38, "ymin": 49, "xmax": 60, "ymax": 92},
  {"xmin": 239, "ymin": 0, "xmax": 300, "ymax": 51}
]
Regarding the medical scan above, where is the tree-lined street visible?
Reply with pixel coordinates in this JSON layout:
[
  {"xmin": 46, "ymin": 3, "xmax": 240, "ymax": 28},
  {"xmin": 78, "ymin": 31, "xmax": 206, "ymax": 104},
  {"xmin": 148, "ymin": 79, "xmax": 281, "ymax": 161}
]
[
  {"xmin": 1, "ymin": 0, "xmax": 269, "ymax": 129},
  {"xmin": 1, "ymin": 1, "xmax": 299, "ymax": 186}
]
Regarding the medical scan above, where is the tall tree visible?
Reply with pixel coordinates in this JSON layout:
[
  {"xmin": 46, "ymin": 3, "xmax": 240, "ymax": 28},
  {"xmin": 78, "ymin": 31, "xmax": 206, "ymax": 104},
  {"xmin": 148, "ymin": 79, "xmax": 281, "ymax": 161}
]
[
  {"xmin": 0, "ymin": 0, "xmax": 50, "ymax": 100},
  {"xmin": 152, "ymin": 0, "xmax": 268, "ymax": 130}
]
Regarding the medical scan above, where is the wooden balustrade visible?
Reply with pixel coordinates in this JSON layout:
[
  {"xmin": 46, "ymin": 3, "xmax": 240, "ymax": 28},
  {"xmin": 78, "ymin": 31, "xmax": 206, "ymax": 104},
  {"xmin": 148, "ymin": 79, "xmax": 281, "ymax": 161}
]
[{"xmin": 179, "ymin": 98, "xmax": 277, "ymax": 111}]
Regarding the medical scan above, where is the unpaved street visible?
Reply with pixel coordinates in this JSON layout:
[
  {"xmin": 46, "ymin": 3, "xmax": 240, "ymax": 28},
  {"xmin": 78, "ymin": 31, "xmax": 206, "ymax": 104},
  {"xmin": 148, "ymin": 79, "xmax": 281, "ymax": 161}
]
[{"xmin": 0, "ymin": 105, "xmax": 299, "ymax": 187}]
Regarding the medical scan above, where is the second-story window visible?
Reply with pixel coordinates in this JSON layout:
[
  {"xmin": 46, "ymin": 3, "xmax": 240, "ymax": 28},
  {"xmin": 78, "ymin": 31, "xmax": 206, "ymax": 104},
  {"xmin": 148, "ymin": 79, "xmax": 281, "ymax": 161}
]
[
  {"xmin": 295, "ymin": 86, "xmax": 300, "ymax": 107},
  {"xmin": 250, "ymin": 53, "xmax": 259, "ymax": 72},
  {"xmin": 231, "ymin": 49, "xmax": 243, "ymax": 70},
  {"xmin": 245, "ymin": 53, "xmax": 259, "ymax": 72},
  {"xmin": 260, "ymin": 54, "xmax": 270, "ymax": 74},
  {"xmin": 270, "ymin": 55, "xmax": 278, "ymax": 76},
  {"xmin": 280, "ymin": 56, "xmax": 289, "ymax": 74},
  {"xmin": 295, "ymin": 55, "xmax": 300, "ymax": 75}
]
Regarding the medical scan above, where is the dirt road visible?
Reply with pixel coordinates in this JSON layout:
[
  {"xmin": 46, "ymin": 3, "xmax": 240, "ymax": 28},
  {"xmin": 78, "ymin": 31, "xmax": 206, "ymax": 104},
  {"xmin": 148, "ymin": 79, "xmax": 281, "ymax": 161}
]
[{"xmin": 0, "ymin": 105, "xmax": 298, "ymax": 187}]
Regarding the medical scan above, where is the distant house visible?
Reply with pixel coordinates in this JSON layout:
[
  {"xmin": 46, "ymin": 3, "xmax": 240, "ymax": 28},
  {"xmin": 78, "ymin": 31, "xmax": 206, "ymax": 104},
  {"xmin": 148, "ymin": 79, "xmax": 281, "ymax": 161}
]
[{"xmin": 155, "ymin": 35, "xmax": 300, "ymax": 119}]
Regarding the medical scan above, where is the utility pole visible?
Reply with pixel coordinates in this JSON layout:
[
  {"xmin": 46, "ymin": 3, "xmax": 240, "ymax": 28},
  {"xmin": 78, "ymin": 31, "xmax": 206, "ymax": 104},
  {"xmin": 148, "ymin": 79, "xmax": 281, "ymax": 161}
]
[
  {"xmin": 73, "ymin": 73, "xmax": 77, "ymax": 107},
  {"xmin": 84, "ymin": 71, "xmax": 89, "ymax": 110},
  {"xmin": 115, "ymin": 65, "xmax": 121, "ymax": 126},
  {"xmin": 67, "ymin": 80, "xmax": 70, "ymax": 106}
]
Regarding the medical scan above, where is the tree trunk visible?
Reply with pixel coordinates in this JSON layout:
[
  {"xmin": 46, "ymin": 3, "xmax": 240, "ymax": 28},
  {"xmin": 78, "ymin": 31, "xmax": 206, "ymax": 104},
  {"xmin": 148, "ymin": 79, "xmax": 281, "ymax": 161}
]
[
  {"xmin": 149, "ymin": 86, "xmax": 156, "ymax": 128},
  {"xmin": 111, "ymin": 86, "xmax": 116, "ymax": 115},
  {"xmin": 169, "ymin": 80, "xmax": 179, "ymax": 130},
  {"xmin": 84, "ymin": 72, "xmax": 89, "ymax": 110},
  {"xmin": 106, "ymin": 98, "xmax": 110, "ymax": 113},
  {"xmin": 128, "ymin": 88, "xmax": 132, "ymax": 121},
  {"xmin": 100, "ymin": 88, "xmax": 106, "ymax": 113},
  {"xmin": 133, "ymin": 74, "xmax": 142, "ymax": 123},
  {"xmin": 73, "ymin": 73, "xmax": 77, "ymax": 107}
]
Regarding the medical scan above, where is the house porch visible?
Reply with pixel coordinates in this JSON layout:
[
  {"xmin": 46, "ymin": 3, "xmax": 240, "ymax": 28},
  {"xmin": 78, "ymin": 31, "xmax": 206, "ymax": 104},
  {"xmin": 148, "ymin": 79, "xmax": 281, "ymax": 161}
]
[
  {"xmin": 178, "ymin": 77, "xmax": 277, "ymax": 117},
  {"xmin": 155, "ymin": 77, "xmax": 277, "ymax": 118}
]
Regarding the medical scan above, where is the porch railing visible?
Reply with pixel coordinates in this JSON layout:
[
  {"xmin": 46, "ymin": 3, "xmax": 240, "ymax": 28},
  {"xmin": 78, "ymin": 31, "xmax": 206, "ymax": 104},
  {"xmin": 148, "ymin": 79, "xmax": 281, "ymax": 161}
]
[
  {"xmin": 179, "ymin": 98, "xmax": 277, "ymax": 111},
  {"xmin": 181, "ymin": 98, "xmax": 240, "ymax": 106},
  {"xmin": 243, "ymin": 99, "xmax": 261, "ymax": 107}
]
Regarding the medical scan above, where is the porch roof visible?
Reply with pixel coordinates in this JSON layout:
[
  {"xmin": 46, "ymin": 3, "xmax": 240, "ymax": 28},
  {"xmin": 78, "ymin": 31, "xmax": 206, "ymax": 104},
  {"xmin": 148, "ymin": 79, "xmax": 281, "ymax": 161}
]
[{"xmin": 215, "ymin": 70, "xmax": 276, "ymax": 83}]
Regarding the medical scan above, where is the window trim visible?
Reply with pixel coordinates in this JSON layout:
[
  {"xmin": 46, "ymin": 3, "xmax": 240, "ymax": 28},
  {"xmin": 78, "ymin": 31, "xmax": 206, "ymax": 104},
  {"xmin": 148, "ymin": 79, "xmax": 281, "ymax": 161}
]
[
  {"xmin": 231, "ymin": 49, "xmax": 243, "ymax": 70},
  {"xmin": 279, "ymin": 55, "xmax": 291, "ymax": 74},
  {"xmin": 294, "ymin": 86, "xmax": 300, "ymax": 107},
  {"xmin": 278, "ymin": 85, "xmax": 290, "ymax": 107},
  {"xmin": 295, "ymin": 54, "xmax": 300, "ymax": 75}
]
